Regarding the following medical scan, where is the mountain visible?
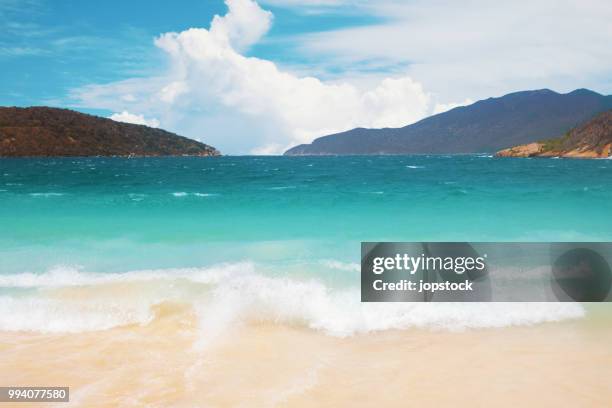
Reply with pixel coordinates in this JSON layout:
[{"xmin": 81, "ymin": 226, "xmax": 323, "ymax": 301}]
[
  {"xmin": 284, "ymin": 89, "xmax": 612, "ymax": 155},
  {"xmin": 0, "ymin": 107, "xmax": 220, "ymax": 157},
  {"xmin": 496, "ymin": 110, "xmax": 612, "ymax": 158}
]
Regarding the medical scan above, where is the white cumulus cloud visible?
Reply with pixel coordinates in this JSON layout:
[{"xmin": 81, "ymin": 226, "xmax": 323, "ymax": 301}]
[
  {"xmin": 73, "ymin": 0, "xmax": 459, "ymax": 154},
  {"xmin": 109, "ymin": 111, "xmax": 160, "ymax": 128}
]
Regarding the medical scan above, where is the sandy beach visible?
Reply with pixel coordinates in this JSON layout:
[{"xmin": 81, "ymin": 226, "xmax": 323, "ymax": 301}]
[{"xmin": 2, "ymin": 301, "xmax": 611, "ymax": 407}]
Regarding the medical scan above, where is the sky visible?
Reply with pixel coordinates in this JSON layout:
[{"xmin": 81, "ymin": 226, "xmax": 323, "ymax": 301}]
[{"xmin": 1, "ymin": 0, "xmax": 611, "ymax": 154}]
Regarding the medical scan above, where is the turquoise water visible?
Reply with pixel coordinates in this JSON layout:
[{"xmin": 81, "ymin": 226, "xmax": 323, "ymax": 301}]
[
  {"xmin": 2, "ymin": 156, "xmax": 612, "ymax": 268},
  {"xmin": 0, "ymin": 156, "xmax": 609, "ymax": 333}
]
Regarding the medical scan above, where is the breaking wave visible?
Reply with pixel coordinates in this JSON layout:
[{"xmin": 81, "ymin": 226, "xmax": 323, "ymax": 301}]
[{"xmin": 0, "ymin": 263, "xmax": 584, "ymax": 336}]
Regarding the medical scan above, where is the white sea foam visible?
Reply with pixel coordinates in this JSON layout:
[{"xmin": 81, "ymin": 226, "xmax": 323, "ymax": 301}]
[
  {"xmin": 319, "ymin": 260, "xmax": 360, "ymax": 272},
  {"xmin": 0, "ymin": 263, "xmax": 585, "ymax": 335},
  {"xmin": 406, "ymin": 165, "xmax": 424, "ymax": 169},
  {"xmin": 128, "ymin": 193, "xmax": 147, "ymax": 201},
  {"xmin": 29, "ymin": 192, "xmax": 65, "ymax": 197},
  {"xmin": 0, "ymin": 263, "xmax": 251, "ymax": 288},
  {"xmin": 172, "ymin": 192, "xmax": 217, "ymax": 197},
  {"xmin": 0, "ymin": 296, "xmax": 154, "ymax": 333},
  {"xmin": 203, "ymin": 274, "xmax": 584, "ymax": 336}
]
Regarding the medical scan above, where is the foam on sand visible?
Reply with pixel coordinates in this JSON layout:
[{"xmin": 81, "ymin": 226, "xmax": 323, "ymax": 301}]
[{"xmin": 0, "ymin": 263, "xmax": 585, "ymax": 335}]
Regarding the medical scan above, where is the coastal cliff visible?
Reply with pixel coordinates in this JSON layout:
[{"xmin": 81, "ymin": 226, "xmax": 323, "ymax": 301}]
[
  {"xmin": 0, "ymin": 107, "xmax": 220, "ymax": 157},
  {"xmin": 496, "ymin": 110, "xmax": 611, "ymax": 158}
]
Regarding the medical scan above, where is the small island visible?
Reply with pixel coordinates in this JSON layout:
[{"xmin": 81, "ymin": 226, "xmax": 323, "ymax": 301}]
[
  {"xmin": 496, "ymin": 110, "xmax": 611, "ymax": 158},
  {"xmin": 0, "ymin": 107, "xmax": 220, "ymax": 157}
]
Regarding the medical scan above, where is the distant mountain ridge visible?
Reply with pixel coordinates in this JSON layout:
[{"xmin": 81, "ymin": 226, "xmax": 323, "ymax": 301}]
[
  {"xmin": 284, "ymin": 89, "xmax": 612, "ymax": 155},
  {"xmin": 0, "ymin": 107, "xmax": 220, "ymax": 157},
  {"xmin": 496, "ymin": 110, "xmax": 612, "ymax": 158}
]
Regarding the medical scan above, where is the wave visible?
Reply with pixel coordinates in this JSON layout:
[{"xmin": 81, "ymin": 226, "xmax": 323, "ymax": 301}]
[
  {"xmin": 29, "ymin": 192, "xmax": 65, "ymax": 197},
  {"xmin": 0, "ymin": 263, "xmax": 584, "ymax": 336},
  {"xmin": 0, "ymin": 296, "xmax": 154, "ymax": 333},
  {"xmin": 128, "ymin": 193, "xmax": 146, "ymax": 201},
  {"xmin": 172, "ymin": 192, "xmax": 218, "ymax": 197},
  {"xmin": 319, "ymin": 259, "xmax": 360, "ymax": 272}
]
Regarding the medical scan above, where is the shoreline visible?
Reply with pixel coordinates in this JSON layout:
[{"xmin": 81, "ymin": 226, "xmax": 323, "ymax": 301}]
[{"xmin": 2, "ymin": 303, "xmax": 611, "ymax": 407}]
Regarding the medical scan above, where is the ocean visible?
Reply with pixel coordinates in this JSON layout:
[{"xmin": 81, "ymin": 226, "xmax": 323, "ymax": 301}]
[{"xmin": 1, "ymin": 156, "xmax": 612, "ymax": 406}]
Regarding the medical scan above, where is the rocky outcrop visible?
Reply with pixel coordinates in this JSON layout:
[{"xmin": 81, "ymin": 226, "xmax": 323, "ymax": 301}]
[
  {"xmin": 495, "ymin": 110, "xmax": 611, "ymax": 158},
  {"xmin": 0, "ymin": 107, "xmax": 220, "ymax": 157},
  {"xmin": 495, "ymin": 143, "xmax": 548, "ymax": 158}
]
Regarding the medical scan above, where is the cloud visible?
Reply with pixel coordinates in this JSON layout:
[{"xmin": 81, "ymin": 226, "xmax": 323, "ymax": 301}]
[
  {"xmin": 109, "ymin": 111, "xmax": 160, "ymax": 128},
  {"xmin": 71, "ymin": 0, "xmax": 451, "ymax": 154},
  {"xmin": 433, "ymin": 99, "xmax": 474, "ymax": 115},
  {"xmin": 210, "ymin": 0, "xmax": 273, "ymax": 50},
  {"xmin": 262, "ymin": 0, "xmax": 349, "ymax": 5},
  {"xmin": 260, "ymin": 0, "xmax": 357, "ymax": 12},
  {"xmin": 0, "ymin": 46, "xmax": 46, "ymax": 56},
  {"xmin": 295, "ymin": 0, "xmax": 612, "ymax": 101}
]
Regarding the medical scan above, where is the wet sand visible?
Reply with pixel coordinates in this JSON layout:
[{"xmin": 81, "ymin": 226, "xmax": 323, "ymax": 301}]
[{"xmin": 1, "ymin": 302, "xmax": 611, "ymax": 407}]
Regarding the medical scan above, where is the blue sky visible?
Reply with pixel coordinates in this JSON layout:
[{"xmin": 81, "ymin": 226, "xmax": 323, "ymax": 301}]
[
  {"xmin": 0, "ymin": 0, "xmax": 377, "ymax": 109},
  {"xmin": 1, "ymin": 1, "xmax": 212, "ymax": 106},
  {"xmin": 2, "ymin": 0, "xmax": 611, "ymax": 154}
]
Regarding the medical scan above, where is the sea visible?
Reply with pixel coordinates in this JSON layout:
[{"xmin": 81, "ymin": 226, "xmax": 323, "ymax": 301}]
[
  {"xmin": 1, "ymin": 155, "xmax": 611, "ymax": 335},
  {"xmin": 4, "ymin": 155, "xmax": 612, "ymax": 405}
]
